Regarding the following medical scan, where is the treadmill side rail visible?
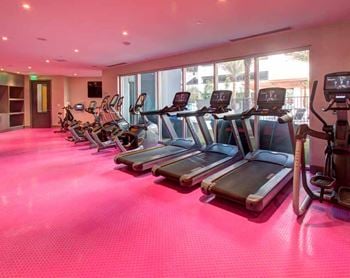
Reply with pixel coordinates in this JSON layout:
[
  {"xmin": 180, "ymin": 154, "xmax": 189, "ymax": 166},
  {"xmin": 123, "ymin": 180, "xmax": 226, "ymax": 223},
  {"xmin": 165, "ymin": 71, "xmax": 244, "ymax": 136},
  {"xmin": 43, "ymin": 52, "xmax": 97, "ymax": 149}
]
[{"xmin": 246, "ymin": 168, "xmax": 293, "ymax": 211}]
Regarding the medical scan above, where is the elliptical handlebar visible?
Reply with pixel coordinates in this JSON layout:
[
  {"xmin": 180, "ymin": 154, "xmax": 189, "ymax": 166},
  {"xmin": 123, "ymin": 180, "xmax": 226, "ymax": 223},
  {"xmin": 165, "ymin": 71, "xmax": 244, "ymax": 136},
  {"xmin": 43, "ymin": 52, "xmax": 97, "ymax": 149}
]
[
  {"xmin": 278, "ymin": 112, "xmax": 294, "ymax": 124},
  {"xmin": 310, "ymin": 80, "xmax": 329, "ymax": 130}
]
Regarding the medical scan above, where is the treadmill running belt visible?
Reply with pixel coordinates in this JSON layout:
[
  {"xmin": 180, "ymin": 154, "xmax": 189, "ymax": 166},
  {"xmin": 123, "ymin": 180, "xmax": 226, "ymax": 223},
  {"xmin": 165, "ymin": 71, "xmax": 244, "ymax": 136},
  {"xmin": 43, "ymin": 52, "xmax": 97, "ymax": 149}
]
[
  {"xmin": 118, "ymin": 145, "xmax": 186, "ymax": 165},
  {"xmin": 156, "ymin": 152, "xmax": 227, "ymax": 179},
  {"xmin": 212, "ymin": 161, "xmax": 284, "ymax": 204}
]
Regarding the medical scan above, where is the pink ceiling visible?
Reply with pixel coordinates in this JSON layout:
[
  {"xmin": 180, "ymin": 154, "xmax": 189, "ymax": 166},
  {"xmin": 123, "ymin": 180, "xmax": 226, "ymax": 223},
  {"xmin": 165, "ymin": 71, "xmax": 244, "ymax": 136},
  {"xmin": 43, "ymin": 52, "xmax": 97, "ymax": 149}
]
[{"xmin": 1, "ymin": 0, "xmax": 350, "ymax": 77}]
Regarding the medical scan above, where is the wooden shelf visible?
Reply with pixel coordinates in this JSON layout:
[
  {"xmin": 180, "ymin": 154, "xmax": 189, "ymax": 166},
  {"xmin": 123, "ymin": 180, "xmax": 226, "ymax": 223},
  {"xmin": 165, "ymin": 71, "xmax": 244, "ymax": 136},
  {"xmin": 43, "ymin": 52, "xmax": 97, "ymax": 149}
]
[
  {"xmin": 0, "ymin": 86, "xmax": 8, "ymax": 113},
  {"xmin": 9, "ymin": 86, "xmax": 24, "ymax": 99},
  {"xmin": 10, "ymin": 100, "xmax": 24, "ymax": 113},
  {"xmin": 0, "ymin": 73, "xmax": 25, "ymax": 131},
  {"xmin": 9, "ymin": 113, "xmax": 24, "ymax": 127}
]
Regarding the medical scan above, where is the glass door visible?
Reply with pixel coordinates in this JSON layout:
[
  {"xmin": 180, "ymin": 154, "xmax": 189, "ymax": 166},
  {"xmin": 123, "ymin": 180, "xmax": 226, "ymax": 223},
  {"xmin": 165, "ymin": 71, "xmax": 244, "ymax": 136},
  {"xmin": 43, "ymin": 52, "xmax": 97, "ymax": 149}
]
[{"xmin": 120, "ymin": 75, "xmax": 137, "ymax": 123}]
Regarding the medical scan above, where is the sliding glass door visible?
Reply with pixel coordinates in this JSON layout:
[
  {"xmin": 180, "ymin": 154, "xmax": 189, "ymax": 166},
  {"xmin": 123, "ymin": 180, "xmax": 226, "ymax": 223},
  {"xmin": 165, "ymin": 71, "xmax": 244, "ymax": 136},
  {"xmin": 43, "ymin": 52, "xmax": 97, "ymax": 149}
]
[{"xmin": 120, "ymin": 75, "xmax": 137, "ymax": 122}]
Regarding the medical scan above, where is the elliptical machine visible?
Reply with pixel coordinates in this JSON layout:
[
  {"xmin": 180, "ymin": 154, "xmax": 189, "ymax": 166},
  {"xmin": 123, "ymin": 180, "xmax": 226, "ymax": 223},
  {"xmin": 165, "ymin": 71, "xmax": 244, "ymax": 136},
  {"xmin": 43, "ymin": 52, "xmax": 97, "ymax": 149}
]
[
  {"xmin": 67, "ymin": 100, "xmax": 99, "ymax": 143},
  {"xmin": 293, "ymin": 72, "xmax": 350, "ymax": 216},
  {"xmin": 114, "ymin": 93, "xmax": 158, "ymax": 152}
]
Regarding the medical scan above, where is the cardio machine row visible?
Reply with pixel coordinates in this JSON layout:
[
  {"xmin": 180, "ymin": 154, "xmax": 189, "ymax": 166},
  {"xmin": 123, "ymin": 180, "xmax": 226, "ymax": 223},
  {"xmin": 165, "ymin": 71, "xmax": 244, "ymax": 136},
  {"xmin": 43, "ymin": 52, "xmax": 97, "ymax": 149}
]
[
  {"xmin": 117, "ymin": 72, "xmax": 350, "ymax": 216},
  {"xmin": 57, "ymin": 92, "xmax": 159, "ymax": 152},
  {"xmin": 116, "ymin": 88, "xmax": 295, "ymax": 212}
]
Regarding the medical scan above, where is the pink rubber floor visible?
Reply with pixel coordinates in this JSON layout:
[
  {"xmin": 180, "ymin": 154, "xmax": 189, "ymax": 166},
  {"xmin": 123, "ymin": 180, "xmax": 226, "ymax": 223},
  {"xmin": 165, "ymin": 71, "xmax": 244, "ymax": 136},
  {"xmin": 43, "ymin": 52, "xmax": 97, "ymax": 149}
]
[{"xmin": 1, "ymin": 128, "xmax": 350, "ymax": 277}]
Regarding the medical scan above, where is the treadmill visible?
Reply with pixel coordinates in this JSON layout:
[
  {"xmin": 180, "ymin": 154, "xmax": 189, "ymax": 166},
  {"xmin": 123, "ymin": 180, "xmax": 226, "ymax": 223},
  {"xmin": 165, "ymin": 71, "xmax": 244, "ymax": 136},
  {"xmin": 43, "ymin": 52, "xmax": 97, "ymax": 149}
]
[
  {"xmin": 115, "ymin": 92, "xmax": 202, "ymax": 171},
  {"xmin": 201, "ymin": 88, "xmax": 295, "ymax": 212},
  {"xmin": 152, "ymin": 90, "xmax": 244, "ymax": 187}
]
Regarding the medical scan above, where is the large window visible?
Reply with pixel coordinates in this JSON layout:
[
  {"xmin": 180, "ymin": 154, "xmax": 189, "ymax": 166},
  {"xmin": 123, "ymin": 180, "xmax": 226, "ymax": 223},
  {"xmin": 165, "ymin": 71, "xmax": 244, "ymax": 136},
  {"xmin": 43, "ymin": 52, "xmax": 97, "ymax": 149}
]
[
  {"xmin": 159, "ymin": 68, "xmax": 182, "ymax": 107},
  {"xmin": 216, "ymin": 58, "xmax": 255, "ymax": 113},
  {"xmin": 159, "ymin": 68, "xmax": 183, "ymax": 139},
  {"xmin": 185, "ymin": 64, "xmax": 214, "ymax": 110},
  {"xmin": 118, "ymin": 49, "xmax": 310, "ymax": 135},
  {"xmin": 258, "ymin": 50, "xmax": 309, "ymax": 123},
  {"xmin": 120, "ymin": 75, "xmax": 137, "ymax": 122},
  {"xmin": 140, "ymin": 72, "xmax": 157, "ymax": 112}
]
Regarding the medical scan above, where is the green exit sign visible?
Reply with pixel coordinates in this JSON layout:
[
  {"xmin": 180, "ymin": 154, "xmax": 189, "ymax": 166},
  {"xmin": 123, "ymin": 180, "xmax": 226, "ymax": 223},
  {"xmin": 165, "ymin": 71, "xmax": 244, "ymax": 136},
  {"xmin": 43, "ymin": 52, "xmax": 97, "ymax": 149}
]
[{"xmin": 30, "ymin": 75, "xmax": 38, "ymax": 80}]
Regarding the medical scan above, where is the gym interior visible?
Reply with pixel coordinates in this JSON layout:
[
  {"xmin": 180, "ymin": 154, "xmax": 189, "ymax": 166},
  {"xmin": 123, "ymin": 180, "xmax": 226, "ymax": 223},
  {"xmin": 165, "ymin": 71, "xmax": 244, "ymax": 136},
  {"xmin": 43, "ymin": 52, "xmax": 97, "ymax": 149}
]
[{"xmin": 1, "ymin": 1, "xmax": 350, "ymax": 277}]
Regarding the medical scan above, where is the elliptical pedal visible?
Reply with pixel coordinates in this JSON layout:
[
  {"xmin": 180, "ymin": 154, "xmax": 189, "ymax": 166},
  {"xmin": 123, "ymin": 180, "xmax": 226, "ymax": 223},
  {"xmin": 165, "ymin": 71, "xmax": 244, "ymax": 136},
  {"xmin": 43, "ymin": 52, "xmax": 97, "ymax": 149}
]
[
  {"xmin": 337, "ymin": 187, "xmax": 350, "ymax": 208},
  {"xmin": 310, "ymin": 175, "xmax": 335, "ymax": 202}
]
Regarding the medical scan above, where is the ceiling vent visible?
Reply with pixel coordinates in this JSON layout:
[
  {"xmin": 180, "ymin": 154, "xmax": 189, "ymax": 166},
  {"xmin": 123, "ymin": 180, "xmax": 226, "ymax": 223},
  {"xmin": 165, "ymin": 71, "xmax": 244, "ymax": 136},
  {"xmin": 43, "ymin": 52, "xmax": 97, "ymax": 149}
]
[
  {"xmin": 229, "ymin": 27, "xmax": 292, "ymax": 43},
  {"xmin": 107, "ymin": 62, "xmax": 127, "ymax": 68},
  {"xmin": 36, "ymin": 37, "xmax": 47, "ymax": 41},
  {"xmin": 53, "ymin": 59, "xmax": 68, "ymax": 63}
]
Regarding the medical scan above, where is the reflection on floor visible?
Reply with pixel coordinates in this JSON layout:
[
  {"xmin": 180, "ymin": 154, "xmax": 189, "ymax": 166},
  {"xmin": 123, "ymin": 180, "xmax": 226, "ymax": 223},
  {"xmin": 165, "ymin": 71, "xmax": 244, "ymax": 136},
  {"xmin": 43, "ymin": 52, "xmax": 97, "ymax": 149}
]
[{"xmin": 0, "ymin": 128, "xmax": 349, "ymax": 277}]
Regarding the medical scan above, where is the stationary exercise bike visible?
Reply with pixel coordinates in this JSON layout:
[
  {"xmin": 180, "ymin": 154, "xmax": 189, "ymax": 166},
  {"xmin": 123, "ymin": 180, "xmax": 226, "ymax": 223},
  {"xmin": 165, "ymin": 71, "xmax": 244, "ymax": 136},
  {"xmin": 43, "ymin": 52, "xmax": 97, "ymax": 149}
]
[
  {"xmin": 293, "ymin": 72, "xmax": 350, "ymax": 216},
  {"xmin": 54, "ymin": 105, "xmax": 75, "ymax": 133},
  {"xmin": 67, "ymin": 100, "xmax": 99, "ymax": 143}
]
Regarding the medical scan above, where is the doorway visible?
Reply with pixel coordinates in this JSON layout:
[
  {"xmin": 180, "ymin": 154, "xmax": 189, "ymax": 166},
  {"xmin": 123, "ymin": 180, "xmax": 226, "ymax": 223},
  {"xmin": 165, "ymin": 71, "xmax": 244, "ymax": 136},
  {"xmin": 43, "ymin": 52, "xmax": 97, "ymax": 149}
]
[{"xmin": 31, "ymin": 80, "xmax": 52, "ymax": 128}]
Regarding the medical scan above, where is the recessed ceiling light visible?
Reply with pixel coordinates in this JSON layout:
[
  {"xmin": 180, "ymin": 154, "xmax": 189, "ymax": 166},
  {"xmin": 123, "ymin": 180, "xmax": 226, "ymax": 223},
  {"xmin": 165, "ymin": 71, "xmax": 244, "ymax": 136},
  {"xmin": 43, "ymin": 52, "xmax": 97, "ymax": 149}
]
[
  {"xmin": 218, "ymin": 0, "xmax": 226, "ymax": 2},
  {"xmin": 74, "ymin": 49, "xmax": 79, "ymax": 53},
  {"xmin": 73, "ymin": 73, "xmax": 78, "ymax": 76},
  {"xmin": 16, "ymin": 71, "xmax": 20, "ymax": 74},
  {"xmin": 45, "ymin": 59, "xmax": 50, "ymax": 63},
  {"xmin": 2, "ymin": 36, "xmax": 8, "ymax": 41},
  {"xmin": 196, "ymin": 20, "xmax": 203, "ymax": 25},
  {"xmin": 0, "ymin": 68, "xmax": 4, "ymax": 71},
  {"xmin": 22, "ymin": 3, "xmax": 31, "ymax": 10},
  {"xmin": 122, "ymin": 31, "xmax": 128, "ymax": 36},
  {"xmin": 28, "ymin": 66, "xmax": 32, "ymax": 69}
]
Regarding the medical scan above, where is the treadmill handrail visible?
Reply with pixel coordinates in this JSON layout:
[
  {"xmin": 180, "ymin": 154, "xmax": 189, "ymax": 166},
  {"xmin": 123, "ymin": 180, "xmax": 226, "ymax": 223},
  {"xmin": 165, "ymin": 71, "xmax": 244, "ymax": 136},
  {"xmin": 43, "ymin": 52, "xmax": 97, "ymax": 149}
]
[
  {"xmin": 242, "ymin": 108, "xmax": 291, "ymax": 118},
  {"xmin": 222, "ymin": 112, "xmax": 242, "ymax": 120},
  {"xmin": 176, "ymin": 110, "xmax": 200, "ymax": 117},
  {"xmin": 177, "ymin": 106, "xmax": 231, "ymax": 118},
  {"xmin": 141, "ymin": 109, "xmax": 164, "ymax": 116}
]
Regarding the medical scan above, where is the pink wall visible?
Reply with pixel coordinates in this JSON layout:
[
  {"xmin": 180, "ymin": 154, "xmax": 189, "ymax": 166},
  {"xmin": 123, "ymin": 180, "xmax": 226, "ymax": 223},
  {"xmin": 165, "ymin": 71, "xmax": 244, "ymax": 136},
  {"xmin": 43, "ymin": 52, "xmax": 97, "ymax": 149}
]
[
  {"xmin": 24, "ymin": 76, "xmax": 66, "ymax": 126},
  {"xmin": 102, "ymin": 20, "xmax": 350, "ymax": 167},
  {"xmin": 24, "ymin": 76, "xmax": 102, "ymax": 126},
  {"xmin": 24, "ymin": 76, "xmax": 30, "ymax": 127},
  {"xmin": 67, "ymin": 77, "xmax": 102, "ymax": 123}
]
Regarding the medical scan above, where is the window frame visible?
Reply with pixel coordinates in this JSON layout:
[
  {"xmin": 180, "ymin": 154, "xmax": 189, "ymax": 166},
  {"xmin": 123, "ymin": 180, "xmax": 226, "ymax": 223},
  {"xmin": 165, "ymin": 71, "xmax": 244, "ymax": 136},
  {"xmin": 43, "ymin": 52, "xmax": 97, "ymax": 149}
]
[{"xmin": 117, "ymin": 46, "xmax": 310, "ymax": 117}]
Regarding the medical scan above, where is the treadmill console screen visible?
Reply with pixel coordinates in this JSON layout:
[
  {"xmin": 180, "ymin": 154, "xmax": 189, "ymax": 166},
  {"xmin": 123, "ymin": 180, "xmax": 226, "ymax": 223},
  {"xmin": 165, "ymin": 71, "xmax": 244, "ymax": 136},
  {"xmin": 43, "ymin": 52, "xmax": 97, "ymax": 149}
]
[
  {"xmin": 210, "ymin": 90, "xmax": 232, "ymax": 108},
  {"xmin": 173, "ymin": 92, "xmax": 191, "ymax": 106},
  {"xmin": 324, "ymin": 72, "xmax": 350, "ymax": 102},
  {"xmin": 257, "ymin": 88, "xmax": 286, "ymax": 109}
]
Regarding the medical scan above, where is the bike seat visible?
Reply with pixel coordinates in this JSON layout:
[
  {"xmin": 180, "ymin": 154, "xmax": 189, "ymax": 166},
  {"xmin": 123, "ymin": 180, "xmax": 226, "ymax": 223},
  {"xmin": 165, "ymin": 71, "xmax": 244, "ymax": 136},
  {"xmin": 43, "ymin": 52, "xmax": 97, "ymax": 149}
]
[{"xmin": 338, "ymin": 187, "xmax": 350, "ymax": 208}]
